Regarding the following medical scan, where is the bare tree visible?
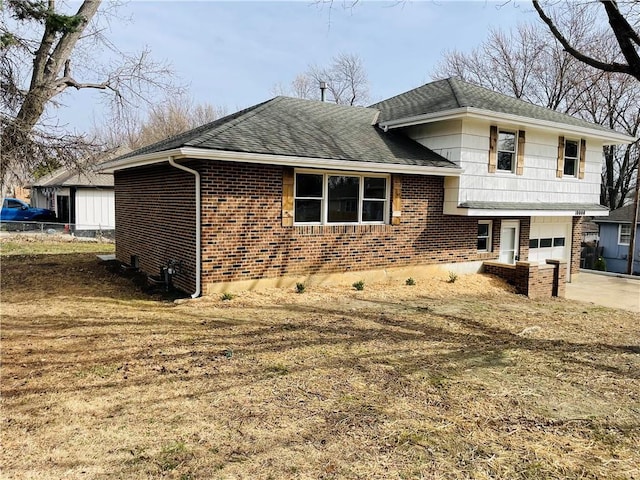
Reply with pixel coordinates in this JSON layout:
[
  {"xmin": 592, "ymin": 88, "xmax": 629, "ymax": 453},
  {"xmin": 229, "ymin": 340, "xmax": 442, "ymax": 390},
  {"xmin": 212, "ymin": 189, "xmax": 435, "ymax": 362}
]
[
  {"xmin": 532, "ymin": 0, "xmax": 640, "ymax": 81},
  {"xmin": 274, "ymin": 53, "xmax": 369, "ymax": 105},
  {"xmin": 533, "ymin": 0, "xmax": 640, "ymax": 275},
  {"xmin": 1, "ymin": 0, "xmax": 182, "ymax": 191},
  {"xmin": 432, "ymin": 12, "xmax": 598, "ymax": 115},
  {"xmin": 99, "ymin": 94, "xmax": 226, "ymax": 151}
]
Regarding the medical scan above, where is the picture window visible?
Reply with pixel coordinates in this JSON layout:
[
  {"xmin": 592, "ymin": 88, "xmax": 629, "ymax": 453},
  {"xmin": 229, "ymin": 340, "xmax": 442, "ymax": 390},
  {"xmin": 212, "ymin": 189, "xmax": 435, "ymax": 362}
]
[{"xmin": 294, "ymin": 171, "xmax": 389, "ymax": 225}]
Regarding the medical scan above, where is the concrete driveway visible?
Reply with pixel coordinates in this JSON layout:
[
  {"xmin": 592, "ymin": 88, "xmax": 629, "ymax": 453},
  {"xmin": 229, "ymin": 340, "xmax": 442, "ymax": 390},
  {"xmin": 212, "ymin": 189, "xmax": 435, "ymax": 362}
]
[{"xmin": 566, "ymin": 271, "xmax": 640, "ymax": 313}]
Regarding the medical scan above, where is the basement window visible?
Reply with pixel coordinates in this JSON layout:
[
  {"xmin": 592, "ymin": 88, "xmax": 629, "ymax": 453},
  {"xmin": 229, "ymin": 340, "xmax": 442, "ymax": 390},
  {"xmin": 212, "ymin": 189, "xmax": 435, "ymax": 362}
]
[{"xmin": 294, "ymin": 171, "xmax": 389, "ymax": 225}]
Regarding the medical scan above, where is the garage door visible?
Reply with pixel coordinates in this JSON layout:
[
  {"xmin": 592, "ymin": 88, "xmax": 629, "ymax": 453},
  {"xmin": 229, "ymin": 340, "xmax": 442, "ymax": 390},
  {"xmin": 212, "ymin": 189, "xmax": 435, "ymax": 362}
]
[
  {"xmin": 529, "ymin": 216, "xmax": 572, "ymax": 275},
  {"xmin": 75, "ymin": 189, "xmax": 115, "ymax": 230}
]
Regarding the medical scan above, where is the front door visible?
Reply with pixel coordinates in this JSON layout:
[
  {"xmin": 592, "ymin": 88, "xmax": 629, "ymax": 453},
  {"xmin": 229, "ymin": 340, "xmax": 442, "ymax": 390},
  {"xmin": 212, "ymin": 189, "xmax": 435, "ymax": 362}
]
[{"xmin": 499, "ymin": 220, "xmax": 520, "ymax": 264}]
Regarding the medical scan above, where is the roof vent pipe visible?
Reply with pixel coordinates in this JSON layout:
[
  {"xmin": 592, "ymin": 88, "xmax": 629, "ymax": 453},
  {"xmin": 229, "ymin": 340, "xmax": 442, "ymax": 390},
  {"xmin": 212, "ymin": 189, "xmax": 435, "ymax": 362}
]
[{"xmin": 319, "ymin": 81, "xmax": 327, "ymax": 102}]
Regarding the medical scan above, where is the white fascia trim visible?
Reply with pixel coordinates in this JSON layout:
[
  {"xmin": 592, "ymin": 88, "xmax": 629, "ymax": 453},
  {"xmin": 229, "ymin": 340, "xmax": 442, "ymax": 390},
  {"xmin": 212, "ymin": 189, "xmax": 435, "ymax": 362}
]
[
  {"xmin": 380, "ymin": 107, "xmax": 636, "ymax": 145},
  {"xmin": 100, "ymin": 149, "xmax": 185, "ymax": 173},
  {"xmin": 446, "ymin": 207, "xmax": 609, "ymax": 217},
  {"xmin": 102, "ymin": 147, "xmax": 463, "ymax": 177}
]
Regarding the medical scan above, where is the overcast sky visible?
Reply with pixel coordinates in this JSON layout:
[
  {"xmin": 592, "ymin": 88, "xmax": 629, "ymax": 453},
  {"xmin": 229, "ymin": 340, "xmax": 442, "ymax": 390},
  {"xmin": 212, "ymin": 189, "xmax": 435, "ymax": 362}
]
[{"xmin": 53, "ymin": 1, "xmax": 540, "ymax": 133}]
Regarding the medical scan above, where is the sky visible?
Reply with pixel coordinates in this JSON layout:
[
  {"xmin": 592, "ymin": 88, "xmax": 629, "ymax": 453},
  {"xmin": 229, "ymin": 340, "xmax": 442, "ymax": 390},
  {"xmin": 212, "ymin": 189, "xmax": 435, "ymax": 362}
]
[{"xmin": 51, "ymin": 0, "xmax": 541, "ymax": 134}]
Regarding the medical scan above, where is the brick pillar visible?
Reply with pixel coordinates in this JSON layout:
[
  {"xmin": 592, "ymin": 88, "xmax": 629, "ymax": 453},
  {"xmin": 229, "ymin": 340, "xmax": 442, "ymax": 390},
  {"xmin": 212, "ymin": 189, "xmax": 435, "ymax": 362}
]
[
  {"xmin": 515, "ymin": 261, "xmax": 536, "ymax": 297},
  {"xmin": 546, "ymin": 259, "xmax": 567, "ymax": 298},
  {"xmin": 571, "ymin": 217, "xmax": 583, "ymax": 278}
]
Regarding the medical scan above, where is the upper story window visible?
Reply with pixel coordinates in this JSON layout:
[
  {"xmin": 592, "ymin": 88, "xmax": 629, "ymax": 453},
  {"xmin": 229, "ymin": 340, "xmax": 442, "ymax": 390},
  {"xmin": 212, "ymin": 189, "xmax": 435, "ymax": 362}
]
[
  {"xmin": 497, "ymin": 130, "xmax": 517, "ymax": 172},
  {"xmin": 619, "ymin": 224, "xmax": 631, "ymax": 245},
  {"xmin": 564, "ymin": 140, "xmax": 579, "ymax": 176},
  {"xmin": 294, "ymin": 171, "xmax": 389, "ymax": 225},
  {"xmin": 489, "ymin": 126, "xmax": 524, "ymax": 175},
  {"xmin": 557, "ymin": 137, "xmax": 586, "ymax": 179}
]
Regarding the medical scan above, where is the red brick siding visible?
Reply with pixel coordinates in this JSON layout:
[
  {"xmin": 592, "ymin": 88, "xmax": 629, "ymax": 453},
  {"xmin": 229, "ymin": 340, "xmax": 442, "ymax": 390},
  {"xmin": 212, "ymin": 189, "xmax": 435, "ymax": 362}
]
[
  {"xmin": 198, "ymin": 161, "xmax": 498, "ymax": 285},
  {"xmin": 571, "ymin": 216, "xmax": 583, "ymax": 276},
  {"xmin": 114, "ymin": 164, "xmax": 197, "ymax": 293},
  {"xmin": 114, "ymin": 159, "xmax": 547, "ymax": 293},
  {"xmin": 484, "ymin": 260, "xmax": 566, "ymax": 298}
]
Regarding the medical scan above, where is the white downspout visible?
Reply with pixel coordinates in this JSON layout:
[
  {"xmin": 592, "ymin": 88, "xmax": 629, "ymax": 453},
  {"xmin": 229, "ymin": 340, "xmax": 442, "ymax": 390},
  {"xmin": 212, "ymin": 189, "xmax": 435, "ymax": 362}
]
[{"xmin": 168, "ymin": 157, "xmax": 201, "ymax": 298}]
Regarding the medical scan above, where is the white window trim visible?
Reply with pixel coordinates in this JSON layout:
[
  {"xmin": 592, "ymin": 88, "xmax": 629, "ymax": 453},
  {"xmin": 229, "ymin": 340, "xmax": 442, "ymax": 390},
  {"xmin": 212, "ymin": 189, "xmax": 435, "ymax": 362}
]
[
  {"xmin": 294, "ymin": 169, "xmax": 390, "ymax": 225},
  {"xmin": 564, "ymin": 138, "xmax": 579, "ymax": 177},
  {"xmin": 618, "ymin": 224, "xmax": 631, "ymax": 245},
  {"xmin": 497, "ymin": 129, "xmax": 517, "ymax": 174},
  {"xmin": 478, "ymin": 220, "xmax": 493, "ymax": 252}
]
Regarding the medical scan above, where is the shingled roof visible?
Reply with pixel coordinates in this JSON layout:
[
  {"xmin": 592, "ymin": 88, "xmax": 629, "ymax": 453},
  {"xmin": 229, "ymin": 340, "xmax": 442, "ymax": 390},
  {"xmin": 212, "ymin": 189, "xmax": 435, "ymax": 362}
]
[
  {"xmin": 107, "ymin": 96, "xmax": 456, "ymax": 170},
  {"xmin": 372, "ymin": 77, "xmax": 620, "ymax": 135},
  {"xmin": 594, "ymin": 204, "xmax": 640, "ymax": 224},
  {"xmin": 32, "ymin": 166, "xmax": 113, "ymax": 188}
]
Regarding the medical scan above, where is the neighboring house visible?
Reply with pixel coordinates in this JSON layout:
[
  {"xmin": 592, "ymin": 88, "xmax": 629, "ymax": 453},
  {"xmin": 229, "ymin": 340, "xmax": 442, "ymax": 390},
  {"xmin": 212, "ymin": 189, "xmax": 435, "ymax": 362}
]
[
  {"xmin": 594, "ymin": 204, "xmax": 640, "ymax": 275},
  {"xmin": 31, "ymin": 167, "xmax": 115, "ymax": 234},
  {"xmin": 581, "ymin": 218, "xmax": 599, "ymax": 244},
  {"xmin": 100, "ymin": 78, "xmax": 634, "ymax": 297}
]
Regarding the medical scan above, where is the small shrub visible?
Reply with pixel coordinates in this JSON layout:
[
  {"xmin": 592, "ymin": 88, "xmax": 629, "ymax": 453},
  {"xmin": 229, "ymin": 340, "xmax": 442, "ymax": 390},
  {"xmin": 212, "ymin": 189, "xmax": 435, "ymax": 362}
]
[
  {"xmin": 594, "ymin": 256, "xmax": 606, "ymax": 271},
  {"xmin": 405, "ymin": 277, "xmax": 416, "ymax": 286},
  {"xmin": 221, "ymin": 292, "xmax": 234, "ymax": 301},
  {"xmin": 295, "ymin": 282, "xmax": 306, "ymax": 293},
  {"xmin": 447, "ymin": 271, "xmax": 458, "ymax": 283},
  {"xmin": 352, "ymin": 280, "xmax": 365, "ymax": 291}
]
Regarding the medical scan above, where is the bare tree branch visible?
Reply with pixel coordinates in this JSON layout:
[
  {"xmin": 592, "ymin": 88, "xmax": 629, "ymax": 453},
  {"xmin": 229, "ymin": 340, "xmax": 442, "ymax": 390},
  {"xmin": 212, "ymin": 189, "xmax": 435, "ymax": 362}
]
[
  {"xmin": 1, "ymin": 0, "xmax": 183, "ymax": 191},
  {"xmin": 274, "ymin": 53, "xmax": 369, "ymax": 106},
  {"xmin": 532, "ymin": 0, "xmax": 639, "ymax": 79}
]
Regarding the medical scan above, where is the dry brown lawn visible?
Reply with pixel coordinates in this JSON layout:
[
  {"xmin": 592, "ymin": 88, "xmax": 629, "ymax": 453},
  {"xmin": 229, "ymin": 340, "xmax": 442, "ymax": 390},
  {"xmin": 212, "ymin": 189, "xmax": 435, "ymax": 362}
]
[{"xmin": 1, "ymin": 238, "xmax": 639, "ymax": 479}]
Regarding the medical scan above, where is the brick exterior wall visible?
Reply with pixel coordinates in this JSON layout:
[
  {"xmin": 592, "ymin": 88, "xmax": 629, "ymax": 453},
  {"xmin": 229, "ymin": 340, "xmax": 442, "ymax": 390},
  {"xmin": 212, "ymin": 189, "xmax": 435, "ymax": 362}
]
[
  {"xmin": 484, "ymin": 260, "xmax": 566, "ymax": 298},
  {"xmin": 115, "ymin": 164, "xmax": 197, "ymax": 294},
  {"xmin": 197, "ymin": 161, "xmax": 496, "ymax": 285},
  {"xmin": 571, "ymin": 216, "xmax": 583, "ymax": 276},
  {"xmin": 113, "ymin": 159, "xmax": 571, "ymax": 295}
]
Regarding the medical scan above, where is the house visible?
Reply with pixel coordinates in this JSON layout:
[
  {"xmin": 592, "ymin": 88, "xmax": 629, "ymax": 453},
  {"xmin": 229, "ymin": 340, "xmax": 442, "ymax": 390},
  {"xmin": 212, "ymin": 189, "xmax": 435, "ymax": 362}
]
[
  {"xmin": 581, "ymin": 218, "xmax": 599, "ymax": 244},
  {"xmin": 30, "ymin": 167, "xmax": 115, "ymax": 236},
  {"xmin": 593, "ymin": 204, "xmax": 640, "ymax": 274},
  {"xmin": 100, "ymin": 78, "xmax": 635, "ymax": 297}
]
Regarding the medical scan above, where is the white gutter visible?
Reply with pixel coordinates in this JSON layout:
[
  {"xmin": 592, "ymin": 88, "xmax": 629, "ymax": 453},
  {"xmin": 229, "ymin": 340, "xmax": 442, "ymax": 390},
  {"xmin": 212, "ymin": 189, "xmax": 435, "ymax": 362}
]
[
  {"xmin": 380, "ymin": 107, "xmax": 637, "ymax": 145},
  {"xmin": 168, "ymin": 157, "xmax": 201, "ymax": 298},
  {"xmin": 101, "ymin": 147, "xmax": 462, "ymax": 177}
]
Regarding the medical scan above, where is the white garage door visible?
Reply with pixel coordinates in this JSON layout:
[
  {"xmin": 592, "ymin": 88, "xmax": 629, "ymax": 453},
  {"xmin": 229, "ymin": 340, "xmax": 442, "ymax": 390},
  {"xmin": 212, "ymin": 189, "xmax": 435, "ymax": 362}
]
[
  {"xmin": 529, "ymin": 216, "xmax": 572, "ymax": 275},
  {"xmin": 75, "ymin": 189, "xmax": 115, "ymax": 230}
]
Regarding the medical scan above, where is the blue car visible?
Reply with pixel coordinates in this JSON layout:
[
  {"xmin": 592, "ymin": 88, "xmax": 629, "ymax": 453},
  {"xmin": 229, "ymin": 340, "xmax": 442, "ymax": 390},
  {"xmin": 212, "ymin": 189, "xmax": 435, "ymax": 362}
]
[{"xmin": 1, "ymin": 198, "xmax": 57, "ymax": 222}]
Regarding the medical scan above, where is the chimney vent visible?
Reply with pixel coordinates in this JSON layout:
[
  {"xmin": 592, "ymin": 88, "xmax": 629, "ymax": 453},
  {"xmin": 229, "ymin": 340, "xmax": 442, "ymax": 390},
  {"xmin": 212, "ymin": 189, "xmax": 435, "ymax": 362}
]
[{"xmin": 319, "ymin": 81, "xmax": 327, "ymax": 102}]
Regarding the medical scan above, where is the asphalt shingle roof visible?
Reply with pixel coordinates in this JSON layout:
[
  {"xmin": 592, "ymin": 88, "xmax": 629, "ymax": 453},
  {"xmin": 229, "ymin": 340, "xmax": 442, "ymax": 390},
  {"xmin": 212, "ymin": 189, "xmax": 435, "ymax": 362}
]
[
  {"xmin": 32, "ymin": 167, "xmax": 114, "ymax": 187},
  {"xmin": 111, "ymin": 97, "xmax": 457, "ymax": 169},
  {"xmin": 371, "ymin": 77, "xmax": 619, "ymax": 135},
  {"xmin": 594, "ymin": 204, "xmax": 640, "ymax": 224}
]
